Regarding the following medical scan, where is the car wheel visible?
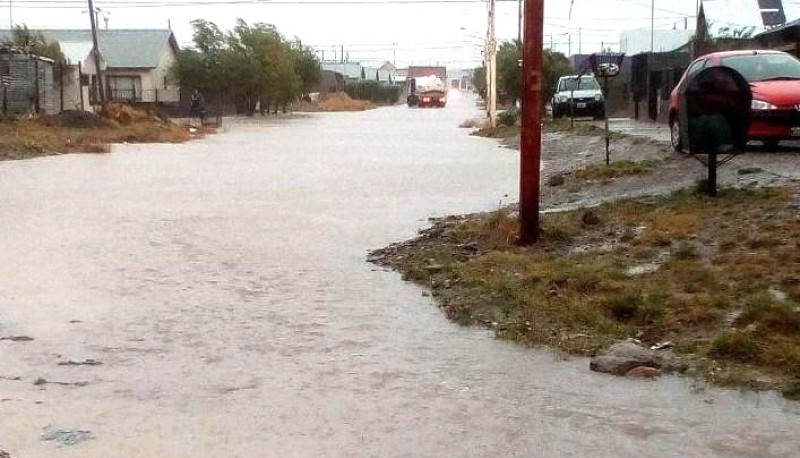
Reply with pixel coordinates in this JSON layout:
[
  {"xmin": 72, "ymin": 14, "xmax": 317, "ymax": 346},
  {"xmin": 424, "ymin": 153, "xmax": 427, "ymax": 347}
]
[
  {"xmin": 670, "ymin": 117, "xmax": 682, "ymax": 152},
  {"xmin": 763, "ymin": 139, "xmax": 779, "ymax": 150}
]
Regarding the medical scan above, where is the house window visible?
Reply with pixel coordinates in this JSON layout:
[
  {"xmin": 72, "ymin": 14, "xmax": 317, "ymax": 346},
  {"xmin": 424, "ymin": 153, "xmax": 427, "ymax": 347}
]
[{"xmin": 107, "ymin": 75, "xmax": 143, "ymax": 102}]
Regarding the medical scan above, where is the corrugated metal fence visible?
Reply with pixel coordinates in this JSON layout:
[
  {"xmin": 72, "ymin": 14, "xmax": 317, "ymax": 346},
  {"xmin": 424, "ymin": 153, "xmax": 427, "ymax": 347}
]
[{"xmin": 1, "ymin": 53, "xmax": 61, "ymax": 116}]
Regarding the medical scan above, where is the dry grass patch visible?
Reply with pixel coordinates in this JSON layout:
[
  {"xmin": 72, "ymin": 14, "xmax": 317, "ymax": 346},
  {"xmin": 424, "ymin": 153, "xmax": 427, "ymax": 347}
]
[
  {"xmin": 545, "ymin": 118, "xmax": 627, "ymax": 139},
  {"xmin": 371, "ymin": 186, "xmax": 800, "ymax": 397},
  {"xmin": 0, "ymin": 106, "xmax": 191, "ymax": 161}
]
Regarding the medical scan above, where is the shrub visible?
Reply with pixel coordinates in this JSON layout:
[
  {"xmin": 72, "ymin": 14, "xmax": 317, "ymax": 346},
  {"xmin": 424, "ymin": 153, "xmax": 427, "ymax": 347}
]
[
  {"xmin": 345, "ymin": 81, "xmax": 402, "ymax": 104},
  {"xmin": 710, "ymin": 330, "xmax": 761, "ymax": 363},
  {"xmin": 498, "ymin": 108, "xmax": 518, "ymax": 127}
]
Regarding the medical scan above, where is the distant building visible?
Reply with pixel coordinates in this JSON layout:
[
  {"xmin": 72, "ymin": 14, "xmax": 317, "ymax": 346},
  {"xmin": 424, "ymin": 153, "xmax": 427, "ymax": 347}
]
[
  {"xmin": 311, "ymin": 69, "xmax": 345, "ymax": 93},
  {"xmin": 379, "ymin": 61, "xmax": 397, "ymax": 83},
  {"xmin": 321, "ymin": 61, "xmax": 364, "ymax": 82},
  {"xmin": 620, "ymin": 29, "xmax": 695, "ymax": 55}
]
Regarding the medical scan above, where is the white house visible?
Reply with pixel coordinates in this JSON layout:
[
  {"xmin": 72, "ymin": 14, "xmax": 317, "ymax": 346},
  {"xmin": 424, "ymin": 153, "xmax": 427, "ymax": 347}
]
[
  {"xmin": 620, "ymin": 29, "xmax": 695, "ymax": 55},
  {"xmin": 1, "ymin": 29, "xmax": 180, "ymax": 110}
]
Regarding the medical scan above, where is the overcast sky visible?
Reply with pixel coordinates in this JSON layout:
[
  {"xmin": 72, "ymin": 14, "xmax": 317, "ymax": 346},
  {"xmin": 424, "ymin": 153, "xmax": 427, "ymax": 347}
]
[{"xmin": 2, "ymin": 0, "xmax": 700, "ymax": 68}]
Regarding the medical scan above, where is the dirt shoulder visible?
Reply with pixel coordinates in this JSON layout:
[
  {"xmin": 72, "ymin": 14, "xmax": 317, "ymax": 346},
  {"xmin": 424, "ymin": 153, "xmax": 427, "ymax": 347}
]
[
  {"xmin": 0, "ymin": 104, "xmax": 197, "ymax": 162},
  {"xmin": 373, "ymin": 119, "xmax": 800, "ymax": 399}
]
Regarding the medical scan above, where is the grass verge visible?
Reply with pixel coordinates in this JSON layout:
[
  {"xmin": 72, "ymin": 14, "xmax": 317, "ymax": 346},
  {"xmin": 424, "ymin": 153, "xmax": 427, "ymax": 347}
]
[
  {"xmin": 371, "ymin": 186, "xmax": 800, "ymax": 398},
  {"xmin": 470, "ymin": 117, "xmax": 628, "ymax": 142}
]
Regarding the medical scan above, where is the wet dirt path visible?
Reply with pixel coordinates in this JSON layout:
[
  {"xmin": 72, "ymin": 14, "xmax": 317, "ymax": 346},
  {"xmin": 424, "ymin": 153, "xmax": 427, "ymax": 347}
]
[{"xmin": 1, "ymin": 95, "xmax": 799, "ymax": 457}]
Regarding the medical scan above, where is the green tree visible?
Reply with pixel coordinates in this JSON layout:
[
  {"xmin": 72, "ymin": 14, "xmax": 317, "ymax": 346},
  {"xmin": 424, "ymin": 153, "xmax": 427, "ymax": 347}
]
[
  {"xmin": 497, "ymin": 40, "xmax": 522, "ymax": 103},
  {"xmin": 542, "ymin": 49, "xmax": 571, "ymax": 106},
  {"xmin": 291, "ymin": 42, "xmax": 321, "ymax": 98},
  {"xmin": 492, "ymin": 42, "xmax": 571, "ymax": 108},
  {"xmin": 173, "ymin": 19, "xmax": 315, "ymax": 115},
  {"xmin": 7, "ymin": 25, "xmax": 64, "ymax": 62},
  {"xmin": 172, "ymin": 20, "xmax": 227, "ymax": 96},
  {"xmin": 473, "ymin": 66, "xmax": 486, "ymax": 99}
]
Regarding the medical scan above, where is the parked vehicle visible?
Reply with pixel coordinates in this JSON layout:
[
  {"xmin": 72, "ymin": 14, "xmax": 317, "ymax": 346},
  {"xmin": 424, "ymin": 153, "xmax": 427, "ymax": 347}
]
[
  {"xmin": 406, "ymin": 76, "xmax": 447, "ymax": 108},
  {"xmin": 551, "ymin": 75, "xmax": 605, "ymax": 120},
  {"xmin": 669, "ymin": 50, "xmax": 800, "ymax": 151}
]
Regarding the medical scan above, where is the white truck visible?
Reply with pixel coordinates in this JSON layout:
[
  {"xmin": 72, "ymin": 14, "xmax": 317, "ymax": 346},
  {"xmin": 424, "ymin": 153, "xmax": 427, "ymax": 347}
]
[{"xmin": 406, "ymin": 75, "xmax": 447, "ymax": 108}]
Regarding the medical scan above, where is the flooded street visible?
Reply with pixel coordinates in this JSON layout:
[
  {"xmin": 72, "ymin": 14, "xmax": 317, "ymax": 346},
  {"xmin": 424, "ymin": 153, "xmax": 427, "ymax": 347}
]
[{"xmin": 1, "ymin": 95, "xmax": 799, "ymax": 458}]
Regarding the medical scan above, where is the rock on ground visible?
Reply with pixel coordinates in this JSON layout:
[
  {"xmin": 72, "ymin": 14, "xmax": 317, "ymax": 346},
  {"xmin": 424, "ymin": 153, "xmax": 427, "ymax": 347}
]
[{"xmin": 590, "ymin": 341, "xmax": 662, "ymax": 376}]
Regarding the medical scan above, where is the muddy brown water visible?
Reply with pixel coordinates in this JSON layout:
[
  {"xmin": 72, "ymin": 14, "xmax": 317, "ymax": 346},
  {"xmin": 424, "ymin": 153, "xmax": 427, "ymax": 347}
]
[{"xmin": 1, "ymin": 95, "xmax": 799, "ymax": 457}]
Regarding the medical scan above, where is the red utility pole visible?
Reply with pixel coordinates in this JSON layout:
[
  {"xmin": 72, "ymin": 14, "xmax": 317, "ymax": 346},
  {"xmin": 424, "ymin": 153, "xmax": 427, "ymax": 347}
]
[{"xmin": 518, "ymin": 0, "xmax": 544, "ymax": 244}]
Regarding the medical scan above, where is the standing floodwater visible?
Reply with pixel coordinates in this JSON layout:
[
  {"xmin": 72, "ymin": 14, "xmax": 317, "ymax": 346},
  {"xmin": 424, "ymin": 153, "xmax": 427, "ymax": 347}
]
[{"xmin": 0, "ymin": 95, "xmax": 798, "ymax": 457}]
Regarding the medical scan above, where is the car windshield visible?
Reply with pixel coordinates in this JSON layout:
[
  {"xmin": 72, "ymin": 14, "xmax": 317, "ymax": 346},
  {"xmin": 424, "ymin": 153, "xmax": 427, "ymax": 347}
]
[
  {"xmin": 721, "ymin": 53, "xmax": 800, "ymax": 82},
  {"xmin": 560, "ymin": 76, "xmax": 600, "ymax": 91}
]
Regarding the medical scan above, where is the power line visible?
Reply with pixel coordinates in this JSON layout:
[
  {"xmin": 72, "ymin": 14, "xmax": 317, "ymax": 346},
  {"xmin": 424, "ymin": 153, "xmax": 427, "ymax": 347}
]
[{"xmin": 1, "ymin": 0, "xmax": 523, "ymax": 7}]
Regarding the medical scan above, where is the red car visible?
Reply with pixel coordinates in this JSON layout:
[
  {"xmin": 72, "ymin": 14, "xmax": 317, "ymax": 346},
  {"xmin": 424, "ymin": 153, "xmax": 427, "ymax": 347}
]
[{"xmin": 669, "ymin": 50, "xmax": 800, "ymax": 151}]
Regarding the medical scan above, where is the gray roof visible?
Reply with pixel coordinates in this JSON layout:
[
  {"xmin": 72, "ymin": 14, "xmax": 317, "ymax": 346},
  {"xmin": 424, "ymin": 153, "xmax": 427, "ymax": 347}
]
[
  {"xmin": 321, "ymin": 62, "xmax": 364, "ymax": 79},
  {"xmin": 0, "ymin": 29, "xmax": 178, "ymax": 68}
]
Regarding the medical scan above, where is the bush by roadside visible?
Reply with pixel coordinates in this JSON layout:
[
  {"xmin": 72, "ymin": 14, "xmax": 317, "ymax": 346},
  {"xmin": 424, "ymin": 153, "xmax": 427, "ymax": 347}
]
[{"xmin": 345, "ymin": 81, "xmax": 402, "ymax": 105}]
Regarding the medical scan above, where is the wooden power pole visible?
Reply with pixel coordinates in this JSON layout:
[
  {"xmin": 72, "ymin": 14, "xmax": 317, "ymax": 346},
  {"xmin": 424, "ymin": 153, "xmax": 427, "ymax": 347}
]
[
  {"xmin": 519, "ymin": 0, "xmax": 544, "ymax": 244},
  {"xmin": 486, "ymin": 0, "xmax": 497, "ymax": 126},
  {"xmin": 87, "ymin": 0, "xmax": 105, "ymax": 106}
]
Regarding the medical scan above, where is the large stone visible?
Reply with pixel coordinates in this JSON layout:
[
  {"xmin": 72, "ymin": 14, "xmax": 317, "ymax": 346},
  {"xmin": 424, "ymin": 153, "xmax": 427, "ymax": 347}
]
[{"xmin": 590, "ymin": 341, "xmax": 662, "ymax": 376}]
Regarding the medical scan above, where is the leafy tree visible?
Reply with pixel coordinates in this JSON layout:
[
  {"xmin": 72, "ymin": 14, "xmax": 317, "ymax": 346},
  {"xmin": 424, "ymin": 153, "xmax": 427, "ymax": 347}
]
[
  {"xmin": 542, "ymin": 49, "xmax": 571, "ymax": 106},
  {"xmin": 173, "ymin": 19, "xmax": 317, "ymax": 115},
  {"xmin": 473, "ymin": 65, "xmax": 486, "ymax": 99},
  {"xmin": 6, "ymin": 25, "xmax": 64, "ymax": 62},
  {"xmin": 497, "ymin": 40, "xmax": 522, "ymax": 103},
  {"xmin": 494, "ymin": 40, "xmax": 571, "ymax": 107},
  {"xmin": 291, "ymin": 42, "xmax": 321, "ymax": 98}
]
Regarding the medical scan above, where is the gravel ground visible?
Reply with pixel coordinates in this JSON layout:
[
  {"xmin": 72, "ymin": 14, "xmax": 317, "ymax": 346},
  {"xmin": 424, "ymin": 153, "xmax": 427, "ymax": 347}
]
[{"xmin": 494, "ymin": 119, "xmax": 800, "ymax": 212}]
